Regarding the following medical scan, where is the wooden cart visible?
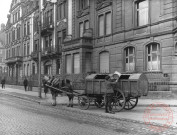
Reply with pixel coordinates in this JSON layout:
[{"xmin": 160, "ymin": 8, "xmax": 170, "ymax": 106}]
[{"xmin": 78, "ymin": 73, "xmax": 148, "ymax": 112}]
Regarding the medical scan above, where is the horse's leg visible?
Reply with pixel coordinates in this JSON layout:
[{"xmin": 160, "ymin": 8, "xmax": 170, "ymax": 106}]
[{"xmin": 52, "ymin": 92, "xmax": 56, "ymax": 106}]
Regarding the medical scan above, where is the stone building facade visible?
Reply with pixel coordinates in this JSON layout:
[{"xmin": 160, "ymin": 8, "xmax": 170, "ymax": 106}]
[
  {"xmin": 0, "ymin": 24, "xmax": 7, "ymax": 77},
  {"xmin": 4, "ymin": 0, "xmax": 177, "ymax": 92},
  {"xmin": 5, "ymin": 0, "xmax": 39, "ymax": 85},
  {"xmin": 62, "ymin": 0, "xmax": 177, "ymax": 91}
]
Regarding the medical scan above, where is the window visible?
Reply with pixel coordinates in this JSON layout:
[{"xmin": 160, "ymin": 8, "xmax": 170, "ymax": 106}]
[
  {"xmin": 146, "ymin": 43, "xmax": 160, "ymax": 71},
  {"xmin": 125, "ymin": 47, "xmax": 135, "ymax": 72},
  {"xmin": 45, "ymin": 65, "xmax": 51, "ymax": 75},
  {"xmin": 32, "ymin": 63, "xmax": 35, "ymax": 75},
  {"xmin": 24, "ymin": 44, "xmax": 26, "ymax": 56},
  {"xmin": 27, "ymin": 22, "xmax": 30, "ymax": 35},
  {"xmin": 105, "ymin": 12, "xmax": 111, "ymax": 35},
  {"xmin": 18, "ymin": 10, "xmax": 20, "ymax": 20},
  {"xmin": 6, "ymin": 50, "xmax": 8, "ymax": 59},
  {"xmin": 79, "ymin": 0, "xmax": 89, "ymax": 10},
  {"xmin": 74, "ymin": 53, "xmax": 80, "ymax": 74},
  {"xmin": 98, "ymin": 15, "xmax": 104, "ymax": 37},
  {"xmin": 27, "ymin": 43, "xmax": 30, "ymax": 55},
  {"xmin": 62, "ymin": 29, "xmax": 66, "ymax": 42},
  {"xmin": 136, "ymin": 0, "xmax": 148, "ymax": 26},
  {"xmin": 57, "ymin": 2, "xmax": 66, "ymax": 20},
  {"xmin": 17, "ymin": 27, "xmax": 20, "ymax": 39},
  {"xmin": 24, "ymin": 64, "xmax": 26, "ymax": 76},
  {"xmin": 27, "ymin": 64, "xmax": 29, "ymax": 76},
  {"xmin": 99, "ymin": 51, "xmax": 109, "ymax": 73},
  {"xmin": 79, "ymin": 22, "xmax": 83, "ymax": 37},
  {"xmin": 57, "ymin": 31, "xmax": 62, "ymax": 52},
  {"xmin": 16, "ymin": 46, "xmax": 20, "ymax": 56},
  {"xmin": 24, "ymin": 23, "xmax": 26, "ymax": 36},
  {"xmin": 34, "ymin": 16, "xmax": 39, "ymax": 32},
  {"xmin": 34, "ymin": 40, "xmax": 38, "ymax": 52},
  {"xmin": 98, "ymin": 12, "xmax": 111, "ymax": 37},
  {"xmin": 49, "ymin": 35, "xmax": 52, "ymax": 47},
  {"xmin": 66, "ymin": 55, "xmax": 71, "ymax": 74},
  {"xmin": 44, "ymin": 61, "xmax": 52, "ymax": 75},
  {"xmin": 85, "ymin": 20, "xmax": 89, "ymax": 30},
  {"xmin": 79, "ymin": 20, "xmax": 89, "ymax": 37},
  {"xmin": 45, "ymin": 36, "xmax": 49, "ymax": 48},
  {"xmin": 44, "ymin": 9, "xmax": 53, "ymax": 26},
  {"xmin": 56, "ymin": 59, "xmax": 60, "ymax": 74}
]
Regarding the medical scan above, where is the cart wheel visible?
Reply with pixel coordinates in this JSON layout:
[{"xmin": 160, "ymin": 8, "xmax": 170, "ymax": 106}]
[
  {"xmin": 94, "ymin": 98, "xmax": 104, "ymax": 108},
  {"xmin": 124, "ymin": 97, "xmax": 138, "ymax": 110},
  {"xmin": 109, "ymin": 90, "xmax": 125, "ymax": 112},
  {"xmin": 78, "ymin": 96, "xmax": 90, "ymax": 110}
]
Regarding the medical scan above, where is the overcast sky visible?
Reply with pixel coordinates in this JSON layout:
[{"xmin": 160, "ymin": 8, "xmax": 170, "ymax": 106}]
[{"xmin": 0, "ymin": 0, "xmax": 11, "ymax": 25}]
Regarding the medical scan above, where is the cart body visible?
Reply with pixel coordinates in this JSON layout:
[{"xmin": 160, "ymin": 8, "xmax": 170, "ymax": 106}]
[
  {"xmin": 117, "ymin": 73, "xmax": 148, "ymax": 98},
  {"xmin": 80, "ymin": 73, "xmax": 149, "ymax": 111}
]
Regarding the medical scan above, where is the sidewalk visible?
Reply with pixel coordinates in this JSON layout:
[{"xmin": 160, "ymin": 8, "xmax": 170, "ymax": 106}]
[
  {"xmin": 1, "ymin": 86, "xmax": 177, "ymax": 107},
  {"xmin": 1, "ymin": 86, "xmax": 177, "ymax": 128}
]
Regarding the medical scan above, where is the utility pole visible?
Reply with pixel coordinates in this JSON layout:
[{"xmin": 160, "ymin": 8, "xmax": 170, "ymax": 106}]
[{"xmin": 38, "ymin": 0, "xmax": 42, "ymax": 98}]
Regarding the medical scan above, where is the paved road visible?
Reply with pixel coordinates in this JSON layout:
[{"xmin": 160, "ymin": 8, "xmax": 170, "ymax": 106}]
[{"xmin": 0, "ymin": 94, "xmax": 176, "ymax": 135}]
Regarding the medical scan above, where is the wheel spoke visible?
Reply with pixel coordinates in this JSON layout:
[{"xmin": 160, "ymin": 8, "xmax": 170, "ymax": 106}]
[
  {"xmin": 129, "ymin": 101, "xmax": 133, "ymax": 107},
  {"xmin": 129, "ymin": 99, "xmax": 136, "ymax": 103}
]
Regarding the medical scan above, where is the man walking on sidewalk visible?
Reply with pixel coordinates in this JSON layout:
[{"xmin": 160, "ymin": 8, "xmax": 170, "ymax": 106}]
[
  {"xmin": 1, "ymin": 77, "xmax": 6, "ymax": 89},
  {"xmin": 23, "ymin": 77, "xmax": 28, "ymax": 91}
]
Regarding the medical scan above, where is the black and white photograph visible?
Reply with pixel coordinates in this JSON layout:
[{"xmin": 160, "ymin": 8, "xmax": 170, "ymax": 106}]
[{"xmin": 0, "ymin": 0, "xmax": 177, "ymax": 134}]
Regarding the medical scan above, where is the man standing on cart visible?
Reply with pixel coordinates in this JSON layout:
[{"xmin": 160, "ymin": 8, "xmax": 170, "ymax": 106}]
[{"xmin": 105, "ymin": 71, "xmax": 121, "ymax": 114}]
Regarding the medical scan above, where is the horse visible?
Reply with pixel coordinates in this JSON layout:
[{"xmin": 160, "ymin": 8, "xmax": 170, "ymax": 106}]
[{"xmin": 42, "ymin": 76, "xmax": 73, "ymax": 106}]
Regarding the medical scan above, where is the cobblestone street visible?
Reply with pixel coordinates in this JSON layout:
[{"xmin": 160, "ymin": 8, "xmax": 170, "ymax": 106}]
[{"xmin": 0, "ymin": 93, "xmax": 177, "ymax": 135}]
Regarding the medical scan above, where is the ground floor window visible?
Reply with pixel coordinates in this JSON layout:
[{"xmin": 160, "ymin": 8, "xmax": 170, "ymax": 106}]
[
  {"xmin": 32, "ymin": 63, "xmax": 35, "ymax": 75},
  {"xmin": 66, "ymin": 55, "xmax": 72, "ymax": 74},
  {"xmin": 125, "ymin": 46, "xmax": 135, "ymax": 72},
  {"xmin": 44, "ymin": 65, "xmax": 51, "ymax": 75},
  {"xmin": 99, "ymin": 51, "xmax": 109, "ymax": 73},
  {"xmin": 44, "ymin": 61, "xmax": 52, "ymax": 75},
  {"xmin": 73, "ymin": 53, "xmax": 80, "ymax": 74},
  {"xmin": 146, "ymin": 43, "xmax": 160, "ymax": 71},
  {"xmin": 56, "ymin": 59, "xmax": 61, "ymax": 74}
]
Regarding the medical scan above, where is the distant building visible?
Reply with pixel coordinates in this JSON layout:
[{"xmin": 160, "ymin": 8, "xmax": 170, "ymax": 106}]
[
  {"xmin": 5, "ymin": 0, "xmax": 39, "ymax": 85},
  {"xmin": 0, "ymin": 23, "xmax": 7, "ymax": 76}
]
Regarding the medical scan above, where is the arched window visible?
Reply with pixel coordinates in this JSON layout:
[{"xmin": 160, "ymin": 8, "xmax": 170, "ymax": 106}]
[
  {"xmin": 32, "ymin": 63, "xmax": 35, "ymax": 75},
  {"xmin": 27, "ymin": 64, "xmax": 29, "ymax": 76},
  {"xmin": 146, "ymin": 43, "xmax": 160, "ymax": 71},
  {"xmin": 44, "ymin": 61, "xmax": 52, "ymax": 75},
  {"xmin": 24, "ymin": 64, "xmax": 26, "ymax": 76},
  {"xmin": 99, "ymin": 51, "xmax": 109, "ymax": 73},
  {"xmin": 124, "ymin": 46, "xmax": 135, "ymax": 72}
]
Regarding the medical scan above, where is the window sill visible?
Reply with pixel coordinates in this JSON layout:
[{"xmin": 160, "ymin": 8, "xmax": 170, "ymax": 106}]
[
  {"xmin": 97, "ymin": 34, "xmax": 112, "ymax": 39},
  {"xmin": 133, "ymin": 24, "xmax": 149, "ymax": 30},
  {"xmin": 143, "ymin": 71, "xmax": 162, "ymax": 73}
]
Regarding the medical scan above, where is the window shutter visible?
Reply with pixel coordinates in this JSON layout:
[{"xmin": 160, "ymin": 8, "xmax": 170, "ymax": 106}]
[
  {"xmin": 66, "ymin": 55, "xmax": 71, "ymax": 74},
  {"xmin": 105, "ymin": 12, "xmax": 111, "ymax": 35},
  {"xmin": 99, "ymin": 15, "xmax": 104, "ymax": 36},
  {"xmin": 79, "ymin": 22, "xmax": 83, "ymax": 37},
  {"xmin": 100, "ymin": 52, "xmax": 109, "ymax": 73},
  {"xmin": 74, "ymin": 53, "xmax": 80, "ymax": 74}
]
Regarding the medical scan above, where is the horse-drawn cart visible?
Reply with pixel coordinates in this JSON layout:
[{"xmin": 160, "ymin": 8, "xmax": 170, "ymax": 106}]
[{"xmin": 78, "ymin": 73, "xmax": 148, "ymax": 112}]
